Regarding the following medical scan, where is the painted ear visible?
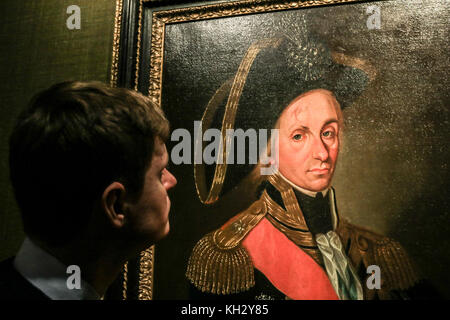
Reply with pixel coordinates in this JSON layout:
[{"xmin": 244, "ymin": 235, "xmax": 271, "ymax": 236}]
[{"xmin": 101, "ymin": 182, "xmax": 126, "ymax": 228}]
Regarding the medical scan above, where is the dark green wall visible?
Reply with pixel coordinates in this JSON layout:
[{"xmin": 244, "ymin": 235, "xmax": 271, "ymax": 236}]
[{"xmin": 0, "ymin": 0, "xmax": 117, "ymax": 260}]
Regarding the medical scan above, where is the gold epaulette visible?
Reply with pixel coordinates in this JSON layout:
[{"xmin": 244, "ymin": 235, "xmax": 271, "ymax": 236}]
[
  {"xmin": 186, "ymin": 200, "xmax": 267, "ymax": 295},
  {"xmin": 338, "ymin": 220, "xmax": 420, "ymax": 293},
  {"xmin": 373, "ymin": 237, "xmax": 420, "ymax": 291}
]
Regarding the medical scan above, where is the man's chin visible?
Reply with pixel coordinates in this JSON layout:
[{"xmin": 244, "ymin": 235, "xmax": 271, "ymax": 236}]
[
  {"xmin": 306, "ymin": 179, "xmax": 332, "ymax": 192},
  {"xmin": 162, "ymin": 220, "xmax": 170, "ymax": 237},
  {"xmin": 141, "ymin": 220, "xmax": 170, "ymax": 245},
  {"xmin": 152, "ymin": 220, "xmax": 170, "ymax": 242}
]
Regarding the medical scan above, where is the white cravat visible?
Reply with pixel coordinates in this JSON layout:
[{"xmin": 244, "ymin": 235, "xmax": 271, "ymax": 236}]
[
  {"xmin": 316, "ymin": 231, "xmax": 364, "ymax": 300},
  {"xmin": 14, "ymin": 237, "xmax": 101, "ymax": 300}
]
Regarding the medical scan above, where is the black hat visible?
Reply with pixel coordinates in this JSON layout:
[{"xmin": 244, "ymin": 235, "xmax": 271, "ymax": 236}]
[{"xmin": 195, "ymin": 35, "xmax": 374, "ymax": 204}]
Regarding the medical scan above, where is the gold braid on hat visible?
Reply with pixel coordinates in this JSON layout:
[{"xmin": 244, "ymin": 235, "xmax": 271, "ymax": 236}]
[
  {"xmin": 194, "ymin": 38, "xmax": 282, "ymax": 204},
  {"xmin": 194, "ymin": 37, "xmax": 375, "ymax": 205}
]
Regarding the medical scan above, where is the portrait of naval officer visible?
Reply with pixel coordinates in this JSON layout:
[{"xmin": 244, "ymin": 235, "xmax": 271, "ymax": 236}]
[{"xmin": 186, "ymin": 34, "xmax": 437, "ymax": 300}]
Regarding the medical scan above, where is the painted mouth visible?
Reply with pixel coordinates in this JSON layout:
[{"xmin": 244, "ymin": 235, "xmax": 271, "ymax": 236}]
[{"xmin": 308, "ymin": 168, "xmax": 330, "ymax": 174}]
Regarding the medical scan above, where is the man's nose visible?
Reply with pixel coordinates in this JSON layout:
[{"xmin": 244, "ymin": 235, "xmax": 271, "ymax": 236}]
[
  {"xmin": 312, "ymin": 136, "xmax": 329, "ymax": 162},
  {"xmin": 163, "ymin": 169, "xmax": 177, "ymax": 190}
]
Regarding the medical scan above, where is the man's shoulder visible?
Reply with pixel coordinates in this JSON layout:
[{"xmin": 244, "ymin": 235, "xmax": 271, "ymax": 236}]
[
  {"xmin": 337, "ymin": 218, "xmax": 386, "ymax": 245},
  {"xmin": 0, "ymin": 257, "xmax": 49, "ymax": 300},
  {"xmin": 338, "ymin": 219, "xmax": 422, "ymax": 293},
  {"xmin": 186, "ymin": 199, "xmax": 266, "ymax": 295},
  {"xmin": 0, "ymin": 257, "xmax": 20, "ymax": 288},
  {"xmin": 338, "ymin": 218, "xmax": 409, "ymax": 257}
]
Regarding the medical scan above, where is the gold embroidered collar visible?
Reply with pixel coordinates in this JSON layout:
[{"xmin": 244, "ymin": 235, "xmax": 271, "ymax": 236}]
[{"xmin": 261, "ymin": 173, "xmax": 340, "ymax": 265}]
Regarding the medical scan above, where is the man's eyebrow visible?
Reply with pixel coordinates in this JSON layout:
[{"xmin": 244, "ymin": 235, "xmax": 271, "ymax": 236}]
[
  {"xmin": 288, "ymin": 119, "xmax": 339, "ymax": 133},
  {"xmin": 323, "ymin": 119, "xmax": 339, "ymax": 127},
  {"xmin": 289, "ymin": 124, "xmax": 309, "ymax": 133}
]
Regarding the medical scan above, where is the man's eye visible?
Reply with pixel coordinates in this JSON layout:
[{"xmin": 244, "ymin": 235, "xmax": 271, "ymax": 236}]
[
  {"xmin": 293, "ymin": 134, "xmax": 303, "ymax": 141},
  {"xmin": 322, "ymin": 131, "xmax": 335, "ymax": 138}
]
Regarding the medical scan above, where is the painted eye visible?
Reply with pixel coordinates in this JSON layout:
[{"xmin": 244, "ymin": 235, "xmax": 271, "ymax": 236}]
[
  {"xmin": 322, "ymin": 131, "xmax": 334, "ymax": 138},
  {"xmin": 293, "ymin": 134, "xmax": 303, "ymax": 141}
]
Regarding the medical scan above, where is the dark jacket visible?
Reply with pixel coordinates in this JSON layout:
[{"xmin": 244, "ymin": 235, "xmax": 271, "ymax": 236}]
[{"xmin": 0, "ymin": 257, "xmax": 49, "ymax": 300}]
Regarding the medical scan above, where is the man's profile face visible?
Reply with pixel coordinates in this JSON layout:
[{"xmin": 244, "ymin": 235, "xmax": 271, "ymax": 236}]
[
  {"xmin": 277, "ymin": 89, "xmax": 341, "ymax": 192},
  {"xmin": 126, "ymin": 137, "xmax": 177, "ymax": 245}
]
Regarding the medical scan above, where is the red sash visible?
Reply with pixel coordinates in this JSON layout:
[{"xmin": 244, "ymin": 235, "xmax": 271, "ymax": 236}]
[{"xmin": 242, "ymin": 218, "xmax": 339, "ymax": 300}]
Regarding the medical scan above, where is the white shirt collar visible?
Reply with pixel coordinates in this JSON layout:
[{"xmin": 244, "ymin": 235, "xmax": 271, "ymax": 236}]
[
  {"xmin": 277, "ymin": 171, "xmax": 329, "ymax": 198},
  {"xmin": 13, "ymin": 237, "xmax": 101, "ymax": 300}
]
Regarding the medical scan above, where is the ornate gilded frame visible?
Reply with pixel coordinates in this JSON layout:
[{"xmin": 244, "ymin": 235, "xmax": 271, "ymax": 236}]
[{"xmin": 110, "ymin": 0, "xmax": 380, "ymax": 300}]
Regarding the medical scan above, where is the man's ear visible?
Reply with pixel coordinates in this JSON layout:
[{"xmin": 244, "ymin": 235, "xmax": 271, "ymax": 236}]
[{"xmin": 102, "ymin": 182, "xmax": 127, "ymax": 228}]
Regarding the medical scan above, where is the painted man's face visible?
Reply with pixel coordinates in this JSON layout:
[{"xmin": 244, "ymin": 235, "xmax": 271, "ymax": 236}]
[{"xmin": 278, "ymin": 89, "xmax": 341, "ymax": 192}]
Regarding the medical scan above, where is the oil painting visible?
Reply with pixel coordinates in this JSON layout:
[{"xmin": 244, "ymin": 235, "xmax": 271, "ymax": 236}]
[{"xmin": 119, "ymin": 0, "xmax": 449, "ymax": 299}]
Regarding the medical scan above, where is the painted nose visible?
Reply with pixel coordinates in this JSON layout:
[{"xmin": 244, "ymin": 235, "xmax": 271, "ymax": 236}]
[
  {"xmin": 163, "ymin": 169, "xmax": 177, "ymax": 190},
  {"xmin": 312, "ymin": 136, "xmax": 329, "ymax": 162}
]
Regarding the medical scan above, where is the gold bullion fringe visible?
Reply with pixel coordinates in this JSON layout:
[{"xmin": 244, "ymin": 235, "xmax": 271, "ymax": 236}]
[
  {"xmin": 186, "ymin": 232, "xmax": 255, "ymax": 295},
  {"xmin": 122, "ymin": 262, "xmax": 128, "ymax": 300},
  {"xmin": 374, "ymin": 238, "xmax": 420, "ymax": 291}
]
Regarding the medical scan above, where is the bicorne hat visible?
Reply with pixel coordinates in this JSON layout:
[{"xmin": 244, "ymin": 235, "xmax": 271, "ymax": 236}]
[{"xmin": 195, "ymin": 34, "xmax": 375, "ymax": 204}]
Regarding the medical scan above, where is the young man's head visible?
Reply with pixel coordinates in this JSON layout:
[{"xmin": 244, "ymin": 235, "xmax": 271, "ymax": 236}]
[
  {"xmin": 9, "ymin": 81, "xmax": 176, "ymax": 252},
  {"xmin": 277, "ymin": 89, "xmax": 343, "ymax": 192}
]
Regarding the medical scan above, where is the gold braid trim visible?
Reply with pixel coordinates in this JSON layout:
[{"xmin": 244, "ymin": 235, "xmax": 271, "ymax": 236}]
[
  {"xmin": 336, "ymin": 220, "xmax": 421, "ymax": 299},
  {"xmin": 264, "ymin": 174, "xmax": 322, "ymax": 264},
  {"xmin": 373, "ymin": 238, "xmax": 420, "ymax": 291},
  {"xmin": 186, "ymin": 200, "xmax": 267, "ymax": 294},
  {"xmin": 332, "ymin": 51, "xmax": 377, "ymax": 82},
  {"xmin": 186, "ymin": 232, "xmax": 255, "ymax": 295},
  {"xmin": 194, "ymin": 38, "xmax": 282, "ymax": 204}
]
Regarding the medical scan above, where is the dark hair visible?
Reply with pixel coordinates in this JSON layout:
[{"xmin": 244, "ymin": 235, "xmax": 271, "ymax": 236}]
[{"xmin": 9, "ymin": 81, "xmax": 169, "ymax": 245}]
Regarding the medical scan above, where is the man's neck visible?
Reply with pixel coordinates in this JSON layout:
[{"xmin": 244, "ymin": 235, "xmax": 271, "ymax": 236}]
[
  {"xmin": 277, "ymin": 171, "xmax": 329, "ymax": 198},
  {"xmin": 36, "ymin": 236, "xmax": 128, "ymax": 298},
  {"xmin": 265, "ymin": 172, "xmax": 339, "ymax": 232}
]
